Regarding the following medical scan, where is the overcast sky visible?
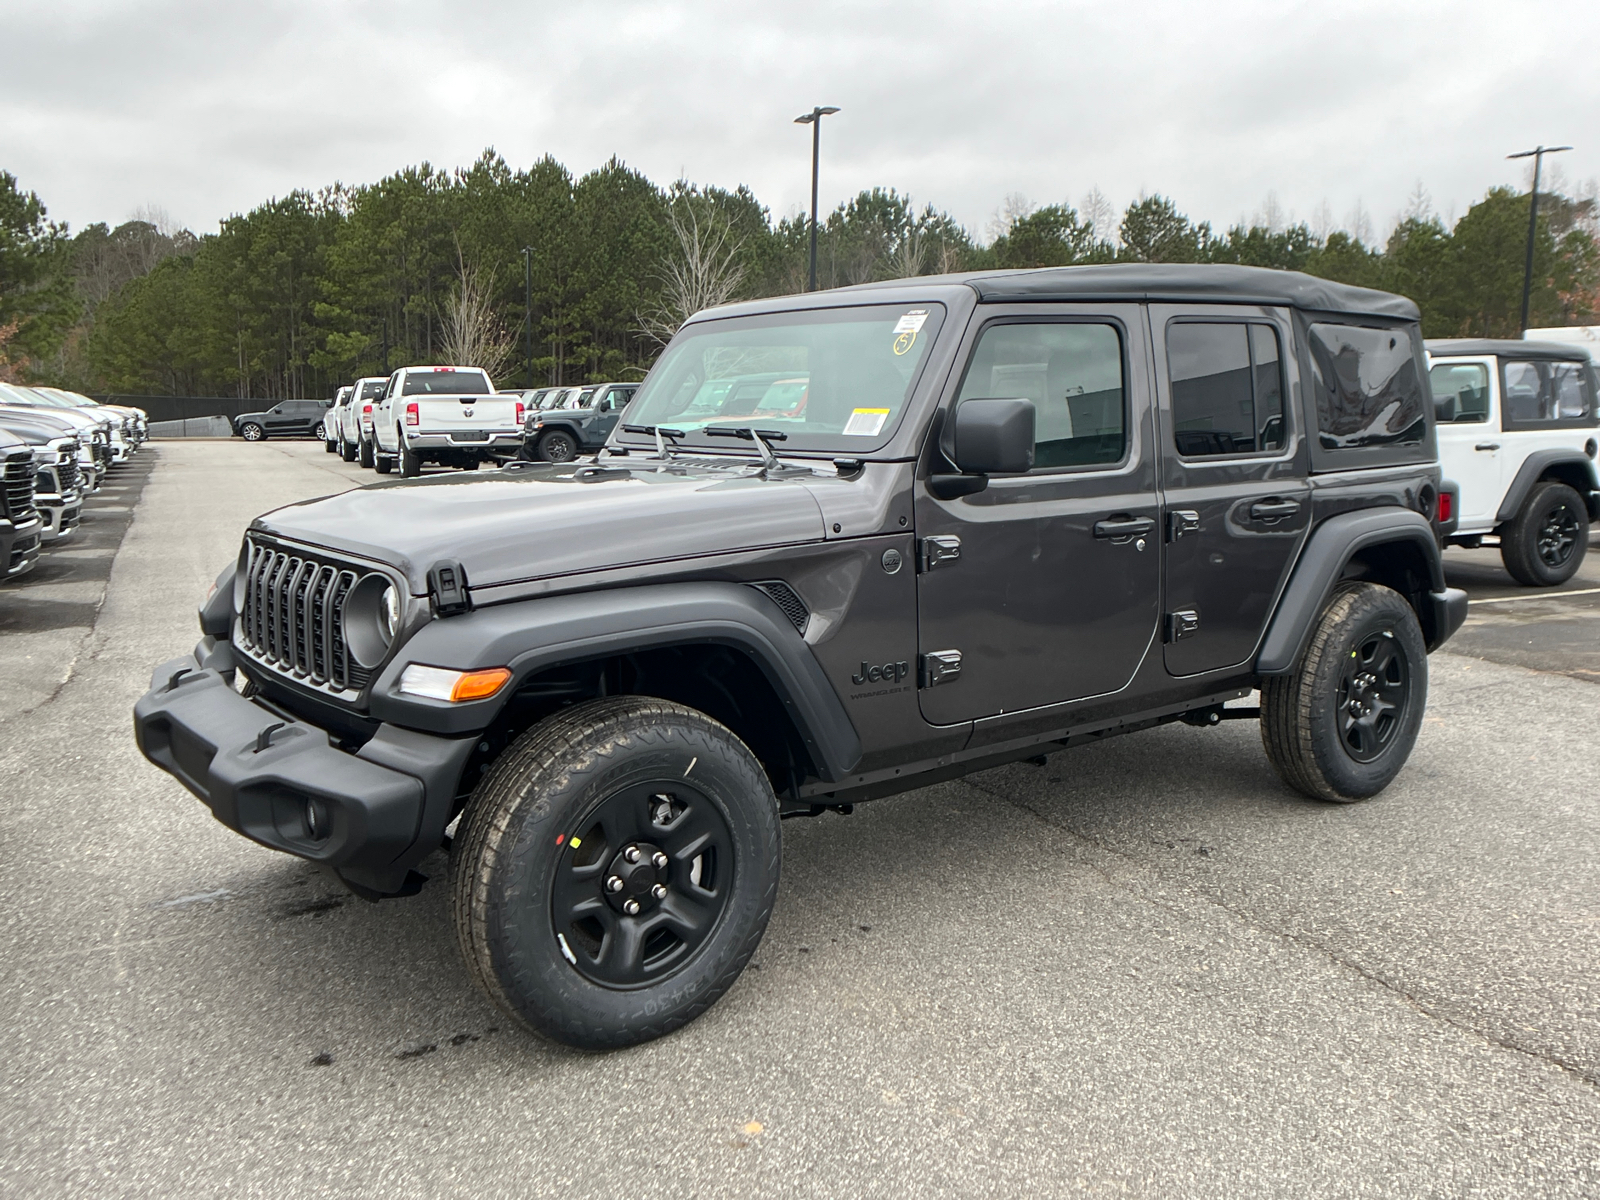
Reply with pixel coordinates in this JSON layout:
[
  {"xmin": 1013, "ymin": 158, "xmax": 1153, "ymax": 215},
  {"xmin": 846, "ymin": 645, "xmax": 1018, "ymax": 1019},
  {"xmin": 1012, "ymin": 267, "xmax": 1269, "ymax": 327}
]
[{"xmin": 4, "ymin": 0, "xmax": 1597, "ymax": 244}]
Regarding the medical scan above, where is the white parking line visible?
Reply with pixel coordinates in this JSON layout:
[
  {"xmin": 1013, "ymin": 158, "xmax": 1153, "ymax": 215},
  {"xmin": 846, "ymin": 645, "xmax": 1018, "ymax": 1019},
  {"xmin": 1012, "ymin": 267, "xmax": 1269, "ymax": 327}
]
[{"xmin": 1470, "ymin": 586, "xmax": 1600, "ymax": 605}]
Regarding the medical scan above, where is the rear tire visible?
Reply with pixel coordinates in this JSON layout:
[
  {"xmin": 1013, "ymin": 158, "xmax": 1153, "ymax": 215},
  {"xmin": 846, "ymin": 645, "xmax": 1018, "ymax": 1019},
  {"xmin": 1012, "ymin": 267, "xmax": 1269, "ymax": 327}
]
[
  {"xmin": 1500, "ymin": 480, "xmax": 1588, "ymax": 587},
  {"xmin": 1261, "ymin": 582, "xmax": 1427, "ymax": 802},
  {"xmin": 450, "ymin": 696, "xmax": 780, "ymax": 1050},
  {"xmin": 399, "ymin": 437, "xmax": 422, "ymax": 478},
  {"xmin": 312, "ymin": 421, "xmax": 326, "ymax": 441},
  {"xmin": 358, "ymin": 436, "xmax": 375, "ymax": 468}
]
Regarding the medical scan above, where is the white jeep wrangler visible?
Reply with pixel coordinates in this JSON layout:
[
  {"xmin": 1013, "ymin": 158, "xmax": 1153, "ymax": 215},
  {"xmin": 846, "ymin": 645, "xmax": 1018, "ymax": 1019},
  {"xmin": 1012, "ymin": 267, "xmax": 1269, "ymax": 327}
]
[{"xmin": 1428, "ymin": 339, "xmax": 1600, "ymax": 586}]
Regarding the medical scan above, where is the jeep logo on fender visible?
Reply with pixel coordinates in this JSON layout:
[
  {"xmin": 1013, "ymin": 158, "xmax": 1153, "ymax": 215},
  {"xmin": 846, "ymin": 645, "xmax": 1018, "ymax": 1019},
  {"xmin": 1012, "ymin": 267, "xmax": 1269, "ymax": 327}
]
[{"xmin": 852, "ymin": 660, "xmax": 909, "ymax": 685}]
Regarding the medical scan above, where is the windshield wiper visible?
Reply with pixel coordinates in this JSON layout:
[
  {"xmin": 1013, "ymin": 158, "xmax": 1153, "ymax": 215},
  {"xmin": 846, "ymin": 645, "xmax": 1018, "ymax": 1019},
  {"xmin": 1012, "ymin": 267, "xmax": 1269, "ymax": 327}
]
[
  {"xmin": 622, "ymin": 423, "xmax": 686, "ymax": 460},
  {"xmin": 703, "ymin": 426, "xmax": 787, "ymax": 470}
]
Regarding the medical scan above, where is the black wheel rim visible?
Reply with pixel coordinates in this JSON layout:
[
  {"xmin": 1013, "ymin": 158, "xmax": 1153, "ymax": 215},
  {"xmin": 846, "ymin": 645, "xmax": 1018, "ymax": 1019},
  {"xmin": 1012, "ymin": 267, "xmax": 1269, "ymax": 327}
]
[
  {"xmin": 1536, "ymin": 502, "xmax": 1581, "ymax": 569},
  {"xmin": 550, "ymin": 781, "xmax": 734, "ymax": 989},
  {"xmin": 1336, "ymin": 630, "xmax": 1410, "ymax": 764},
  {"xmin": 545, "ymin": 435, "xmax": 575, "ymax": 462}
]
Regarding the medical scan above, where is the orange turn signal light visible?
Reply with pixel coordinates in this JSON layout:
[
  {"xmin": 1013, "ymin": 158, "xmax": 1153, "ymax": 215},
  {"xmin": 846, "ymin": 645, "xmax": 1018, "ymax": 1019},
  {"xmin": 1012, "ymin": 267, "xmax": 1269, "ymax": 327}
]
[{"xmin": 450, "ymin": 667, "xmax": 512, "ymax": 702}]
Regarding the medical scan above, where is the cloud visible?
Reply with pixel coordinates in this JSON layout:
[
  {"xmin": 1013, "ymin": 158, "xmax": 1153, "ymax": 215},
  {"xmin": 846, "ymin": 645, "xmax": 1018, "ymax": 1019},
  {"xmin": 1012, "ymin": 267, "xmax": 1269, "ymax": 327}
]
[{"xmin": 3, "ymin": 0, "xmax": 1597, "ymax": 240}]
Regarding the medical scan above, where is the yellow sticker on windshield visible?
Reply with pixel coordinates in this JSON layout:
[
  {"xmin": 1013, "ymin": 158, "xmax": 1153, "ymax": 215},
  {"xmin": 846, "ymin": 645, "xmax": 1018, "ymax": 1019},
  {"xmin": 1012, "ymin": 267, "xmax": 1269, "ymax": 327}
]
[
  {"xmin": 893, "ymin": 330, "xmax": 917, "ymax": 356},
  {"xmin": 843, "ymin": 408, "xmax": 890, "ymax": 436}
]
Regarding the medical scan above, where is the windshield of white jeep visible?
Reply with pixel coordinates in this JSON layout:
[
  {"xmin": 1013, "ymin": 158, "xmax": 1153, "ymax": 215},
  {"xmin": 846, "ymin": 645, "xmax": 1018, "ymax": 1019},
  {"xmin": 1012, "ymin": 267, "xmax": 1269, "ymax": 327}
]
[
  {"xmin": 401, "ymin": 369, "xmax": 492, "ymax": 396},
  {"xmin": 619, "ymin": 303, "xmax": 945, "ymax": 453}
]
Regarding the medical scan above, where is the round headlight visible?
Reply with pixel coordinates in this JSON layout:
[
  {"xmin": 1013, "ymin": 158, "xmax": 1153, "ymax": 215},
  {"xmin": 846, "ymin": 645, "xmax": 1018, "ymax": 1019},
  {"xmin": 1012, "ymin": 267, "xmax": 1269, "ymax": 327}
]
[{"xmin": 380, "ymin": 584, "xmax": 400, "ymax": 641}]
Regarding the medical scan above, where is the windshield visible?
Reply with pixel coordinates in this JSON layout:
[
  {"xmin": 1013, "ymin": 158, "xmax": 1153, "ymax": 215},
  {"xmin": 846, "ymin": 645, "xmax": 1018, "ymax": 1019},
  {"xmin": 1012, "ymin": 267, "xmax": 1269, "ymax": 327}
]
[
  {"xmin": 619, "ymin": 303, "xmax": 945, "ymax": 453},
  {"xmin": 402, "ymin": 369, "xmax": 491, "ymax": 396}
]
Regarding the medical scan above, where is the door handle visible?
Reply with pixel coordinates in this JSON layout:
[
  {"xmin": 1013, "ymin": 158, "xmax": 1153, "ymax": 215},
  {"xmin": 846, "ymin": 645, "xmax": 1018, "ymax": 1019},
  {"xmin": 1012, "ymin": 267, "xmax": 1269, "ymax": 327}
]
[
  {"xmin": 1475, "ymin": 443, "xmax": 1500, "ymax": 452},
  {"xmin": 1093, "ymin": 516, "xmax": 1156, "ymax": 540},
  {"xmin": 1249, "ymin": 499, "xmax": 1301, "ymax": 521}
]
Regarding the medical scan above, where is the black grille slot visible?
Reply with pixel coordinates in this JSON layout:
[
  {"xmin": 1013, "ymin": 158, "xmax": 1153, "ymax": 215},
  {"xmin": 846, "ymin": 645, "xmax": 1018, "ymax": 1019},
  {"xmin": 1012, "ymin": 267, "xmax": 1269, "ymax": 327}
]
[
  {"xmin": 749, "ymin": 581, "xmax": 809, "ymax": 635},
  {"xmin": 238, "ymin": 536, "xmax": 373, "ymax": 693},
  {"xmin": 3, "ymin": 451, "xmax": 39, "ymax": 525}
]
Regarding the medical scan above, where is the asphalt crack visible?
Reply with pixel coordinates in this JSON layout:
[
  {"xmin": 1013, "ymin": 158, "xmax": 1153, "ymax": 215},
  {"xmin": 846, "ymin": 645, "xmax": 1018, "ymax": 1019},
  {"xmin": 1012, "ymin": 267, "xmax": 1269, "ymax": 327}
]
[{"xmin": 961, "ymin": 774, "xmax": 1600, "ymax": 1091}]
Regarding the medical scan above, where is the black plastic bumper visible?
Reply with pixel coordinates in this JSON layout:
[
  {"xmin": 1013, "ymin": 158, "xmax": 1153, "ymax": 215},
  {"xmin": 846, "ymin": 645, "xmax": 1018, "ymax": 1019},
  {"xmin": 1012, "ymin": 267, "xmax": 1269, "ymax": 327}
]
[
  {"xmin": 1427, "ymin": 586, "xmax": 1469, "ymax": 651},
  {"xmin": 133, "ymin": 652, "xmax": 476, "ymax": 898}
]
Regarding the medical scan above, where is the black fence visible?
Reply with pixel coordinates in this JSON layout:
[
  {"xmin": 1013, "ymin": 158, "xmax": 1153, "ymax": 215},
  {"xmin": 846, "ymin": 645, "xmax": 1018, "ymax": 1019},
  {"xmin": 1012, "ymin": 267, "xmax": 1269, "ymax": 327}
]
[{"xmin": 90, "ymin": 395, "xmax": 320, "ymax": 424}]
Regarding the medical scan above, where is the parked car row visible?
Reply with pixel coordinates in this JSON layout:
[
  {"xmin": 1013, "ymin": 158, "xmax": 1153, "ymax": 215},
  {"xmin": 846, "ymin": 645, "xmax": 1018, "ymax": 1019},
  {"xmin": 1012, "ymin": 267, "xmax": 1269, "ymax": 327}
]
[{"xmin": 0, "ymin": 382, "xmax": 147, "ymax": 580}]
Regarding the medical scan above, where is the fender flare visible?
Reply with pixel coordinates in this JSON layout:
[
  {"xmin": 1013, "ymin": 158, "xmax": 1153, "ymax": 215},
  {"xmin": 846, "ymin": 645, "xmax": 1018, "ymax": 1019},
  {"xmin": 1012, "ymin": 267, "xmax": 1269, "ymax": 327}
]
[
  {"xmin": 1256, "ymin": 508, "xmax": 1446, "ymax": 676},
  {"xmin": 1496, "ymin": 450, "xmax": 1600, "ymax": 524},
  {"xmin": 534, "ymin": 420, "xmax": 586, "ymax": 449},
  {"xmin": 367, "ymin": 581, "xmax": 863, "ymax": 782}
]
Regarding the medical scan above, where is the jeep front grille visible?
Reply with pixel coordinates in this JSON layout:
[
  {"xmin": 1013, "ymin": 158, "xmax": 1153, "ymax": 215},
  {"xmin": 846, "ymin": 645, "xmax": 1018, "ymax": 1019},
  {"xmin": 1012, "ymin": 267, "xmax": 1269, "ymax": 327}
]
[
  {"xmin": 238, "ymin": 537, "xmax": 372, "ymax": 693},
  {"xmin": 3, "ymin": 451, "xmax": 39, "ymax": 525}
]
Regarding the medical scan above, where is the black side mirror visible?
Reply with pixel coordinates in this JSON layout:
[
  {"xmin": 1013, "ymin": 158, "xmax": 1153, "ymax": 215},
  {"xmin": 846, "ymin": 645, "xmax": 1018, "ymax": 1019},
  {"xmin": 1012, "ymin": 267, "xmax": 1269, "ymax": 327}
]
[{"xmin": 930, "ymin": 398, "xmax": 1036, "ymax": 499}]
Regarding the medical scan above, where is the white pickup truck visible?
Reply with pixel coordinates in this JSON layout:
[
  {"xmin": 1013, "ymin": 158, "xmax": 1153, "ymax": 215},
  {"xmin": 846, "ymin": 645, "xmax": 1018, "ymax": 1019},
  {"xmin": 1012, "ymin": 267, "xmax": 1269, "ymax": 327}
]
[
  {"xmin": 371, "ymin": 366, "xmax": 524, "ymax": 477},
  {"xmin": 1428, "ymin": 338, "xmax": 1600, "ymax": 586}
]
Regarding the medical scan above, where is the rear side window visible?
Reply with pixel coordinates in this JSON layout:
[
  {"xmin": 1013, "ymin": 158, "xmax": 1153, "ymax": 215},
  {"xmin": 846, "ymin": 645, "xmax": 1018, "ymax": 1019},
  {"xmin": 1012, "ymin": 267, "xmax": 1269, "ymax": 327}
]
[
  {"xmin": 402, "ymin": 369, "xmax": 492, "ymax": 396},
  {"xmin": 1500, "ymin": 360, "xmax": 1596, "ymax": 427},
  {"xmin": 955, "ymin": 322, "xmax": 1126, "ymax": 469},
  {"xmin": 1307, "ymin": 324, "xmax": 1426, "ymax": 450},
  {"xmin": 1429, "ymin": 362, "xmax": 1490, "ymax": 423},
  {"xmin": 1166, "ymin": 322, "xmax": 1286, "ymax": 457}
]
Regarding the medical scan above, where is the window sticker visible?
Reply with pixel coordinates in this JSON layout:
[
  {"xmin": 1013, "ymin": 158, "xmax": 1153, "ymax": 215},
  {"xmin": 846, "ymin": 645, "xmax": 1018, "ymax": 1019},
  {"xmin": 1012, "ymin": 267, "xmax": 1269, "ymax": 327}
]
[
  {"xmin": 843, "ymin": 408, "xmax": 890, "ymax": 436},
  {"xmin": 892, "ymin": 310, "xmax": 928, "ymax": 356}
]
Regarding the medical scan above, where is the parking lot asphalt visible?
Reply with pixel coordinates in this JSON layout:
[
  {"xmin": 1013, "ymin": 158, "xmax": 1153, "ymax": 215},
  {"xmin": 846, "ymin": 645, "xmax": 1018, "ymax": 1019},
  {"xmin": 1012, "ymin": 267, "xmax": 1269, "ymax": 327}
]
[{"xmin": 1, "ymin": 440, "xmax": 1597, "ymax": 1199}]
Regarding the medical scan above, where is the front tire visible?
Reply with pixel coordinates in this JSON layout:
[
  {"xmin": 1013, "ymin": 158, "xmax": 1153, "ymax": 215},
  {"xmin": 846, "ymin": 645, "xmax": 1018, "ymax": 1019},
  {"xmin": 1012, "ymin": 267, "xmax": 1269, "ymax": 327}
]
[
  {"xmin": 339, "ymin": 433, "xmax": 358, "ymax": 462},
  {"xmin": 537, "ymin": 430, "xmax": 578, "ymax": 463},
  {"xmin": 374, "ymin": 447, "xmax": 393, "ymax": 474},
  {"xmin": 1261, "ymin": 582, "xmax": 1427, "ymax": 802},
  {"xmin": 239, "ymin": 422, "xmax": 264, "ymax": 442},
  {"xmin": 450, "ymin": 697, "xmax": 780, "ymax": 1050},
  {"xmin": 1500, "ymin": 480, "xmax": 1588, "ymax": 586}
]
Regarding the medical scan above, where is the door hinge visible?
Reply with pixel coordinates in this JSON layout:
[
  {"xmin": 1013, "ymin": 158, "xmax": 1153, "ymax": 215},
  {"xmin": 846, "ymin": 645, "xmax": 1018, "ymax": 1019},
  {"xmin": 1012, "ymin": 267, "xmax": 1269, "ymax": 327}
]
[
  {"xmin": 1168, "ymin": 510, "xmax": 1201, "ymax": 541},
  {"xmin": 919, "ymin": 650, "xmax": 963, "ymax": 688},
  {"xmin": 1165, "ymin": 610, "xmax": 1200, "ymax": 642},
  {"xmin": 918, "ymin": 535, "xmax": 961, "ymax": 573}
]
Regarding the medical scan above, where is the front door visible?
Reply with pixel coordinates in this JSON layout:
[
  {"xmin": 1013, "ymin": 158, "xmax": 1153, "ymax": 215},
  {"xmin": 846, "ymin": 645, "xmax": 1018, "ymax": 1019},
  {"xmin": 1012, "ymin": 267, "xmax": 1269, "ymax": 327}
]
[
  {"xmin": 1150, "ymin": 305, "xmax": 1310, "ymax": 676},
  {"xmin": 915, "ymin": 306, "xmax": 1162, "ymax": 725},
  {"xmin": 263, "ymin": 403, "xmax": 297, "ymax": 435},
  {"xmin": 1429, "ymin": 356, "xmax": 1501, "ymax": 529}
]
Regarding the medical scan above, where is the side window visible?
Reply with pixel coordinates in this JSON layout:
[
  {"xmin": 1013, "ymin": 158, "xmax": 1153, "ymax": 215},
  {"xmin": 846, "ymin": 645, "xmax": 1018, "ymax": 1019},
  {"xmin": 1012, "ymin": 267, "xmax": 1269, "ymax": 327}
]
[
  {"xmin": 954, "ymin": 322, "xmax": 1125, "ymax": 469},
  {"xmin": 1165, "ymin": 322, "xmax": 1285, "ymax": 457},
  {"xmin": 1428, "ymin": 362, "xmax": 1490, "ymax": 423},
  {"xmin": 1306, "ymin": 323, "xmax": 1426, "ymax": 450},
  {"xmin": 1501, "ymin": 360, "xmax": 1596, "ymax": 426}
]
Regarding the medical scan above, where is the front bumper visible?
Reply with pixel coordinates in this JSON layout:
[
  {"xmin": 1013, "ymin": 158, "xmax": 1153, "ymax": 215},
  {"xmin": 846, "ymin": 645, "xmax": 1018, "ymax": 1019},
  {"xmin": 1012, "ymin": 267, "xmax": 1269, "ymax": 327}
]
[
  {"xmin": 134, "ymin": 649, "xmax": 477, "ymax": 898},
  {"xmin": 1426, "ymin": 587, "xmax": 1469, "ymax": 652},
  {"xmin": 1, "ymin": 516, "xmax": 42, "ymax": 579},
  {"xmin": 37, "ymin": 494, "xmax": 82, "ymax": 542}
]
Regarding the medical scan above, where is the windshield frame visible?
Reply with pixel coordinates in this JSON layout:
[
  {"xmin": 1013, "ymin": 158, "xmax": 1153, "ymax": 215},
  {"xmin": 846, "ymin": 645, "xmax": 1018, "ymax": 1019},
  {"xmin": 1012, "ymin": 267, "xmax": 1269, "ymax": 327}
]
[{"xmin": 613, "ymin": 301, "xmax": 948, "ymax": 457}]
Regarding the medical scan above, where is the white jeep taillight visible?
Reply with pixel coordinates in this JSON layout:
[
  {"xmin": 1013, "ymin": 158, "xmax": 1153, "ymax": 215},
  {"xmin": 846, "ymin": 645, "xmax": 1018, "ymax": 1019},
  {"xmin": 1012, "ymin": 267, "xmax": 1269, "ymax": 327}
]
[{"xmin": 405, "ymin": 402, "xmax": 419, "ymax": 427}]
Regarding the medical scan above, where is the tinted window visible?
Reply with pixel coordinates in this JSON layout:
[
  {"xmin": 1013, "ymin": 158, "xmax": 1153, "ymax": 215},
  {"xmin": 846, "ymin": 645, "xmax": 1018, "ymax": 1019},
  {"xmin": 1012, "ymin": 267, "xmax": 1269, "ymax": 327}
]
[
  {"xmin": 359, "ymin": 380, "xmax": 387, "ymax": 401},
  {"xmin": 401, "ymin": 369, "xmax": 492, "ymax": 396},
  {"xmin": 1428, "ymin": 362, "xmax": 1490, "ymax": 423},
  {"xmin": 955, "ymin": 322, "xmax": 1125, "ymax": 468},
  {"xmin": 1500, "ymin": 360, "xmax": 1596, "ymax": 426},
  {"xmin": 1307, "ymin": 324, "xmax": 1426, "ymax": 450},
  {"xmin": 1166, "ymin": 323, "xmax": 1285, "ymax": 457}
]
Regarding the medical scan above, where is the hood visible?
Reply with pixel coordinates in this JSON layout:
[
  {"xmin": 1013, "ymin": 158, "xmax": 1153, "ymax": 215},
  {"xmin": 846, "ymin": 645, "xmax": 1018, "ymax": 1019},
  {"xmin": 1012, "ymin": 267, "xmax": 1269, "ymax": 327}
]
[
  {"xmin": 0, "ymin": 406, "xmax": 85, "ymax": 438},
  {"xmin": 252, "ymin": 458, "xmax": 829, "ymax": 595}
]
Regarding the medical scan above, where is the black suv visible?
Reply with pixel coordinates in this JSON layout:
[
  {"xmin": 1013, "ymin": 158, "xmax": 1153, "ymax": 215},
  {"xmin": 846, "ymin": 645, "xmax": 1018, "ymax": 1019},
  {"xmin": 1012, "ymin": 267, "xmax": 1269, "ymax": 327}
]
[
  {"xmin": 232, "ymin": 400, "xmax": 333, "ymax": 442},
  {"xmin": 135, "ymin": 265, "xmax": 1466, "ymax": 1050},
  {"xmin": 523, "ymin": 382, "xmax": 638, "ymax": 461}
]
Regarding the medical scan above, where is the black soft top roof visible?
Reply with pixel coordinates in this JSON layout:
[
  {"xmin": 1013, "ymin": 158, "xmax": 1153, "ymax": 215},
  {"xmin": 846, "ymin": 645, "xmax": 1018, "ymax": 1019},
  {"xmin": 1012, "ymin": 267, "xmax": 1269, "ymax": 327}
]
[
  {"xmin": 1426, "ymin": 338, "xmax": 1592, "ymax": 361},
  {"xmin": 837, "ymin": 263, "xmax": 1419, "ymax": 320}
]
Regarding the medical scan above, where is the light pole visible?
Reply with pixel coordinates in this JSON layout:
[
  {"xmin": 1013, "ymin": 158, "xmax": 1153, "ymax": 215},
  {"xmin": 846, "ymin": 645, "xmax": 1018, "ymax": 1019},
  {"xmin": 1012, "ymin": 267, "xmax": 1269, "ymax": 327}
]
[
  {"xmin": 1506, "ymin": 144, "xmax": 1572, "ymax": 333},
  {"xmin": 794, "ymin": 105, "xmax": 840, "ymax": 292},
  {"xmin": 520, "ymin": 246, "xmax": 535, "ymax": 387}
]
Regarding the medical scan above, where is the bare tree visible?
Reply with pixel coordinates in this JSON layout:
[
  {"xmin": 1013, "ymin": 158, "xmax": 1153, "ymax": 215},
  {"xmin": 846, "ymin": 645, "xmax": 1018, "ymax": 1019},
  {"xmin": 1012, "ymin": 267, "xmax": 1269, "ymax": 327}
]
[
  {"xmin": 1401, "ymin": 180, "xmax": 1433, "ymax": 223},
  {"xmin": 1079, "ymin": 187, "xmax": 1114, "ymax": 245},
  {"xmin": 638, "ymin": 198, "xmax": 748, "ymax": 347},
  {"xmin": 1310, "ymin": 200, "xmax": 1336, "ymax": 242},
  {"xmin": 1345, "ymin": 198, "xmax": 1374, "ymax": 246},
  {"xmin": 440, "ymin": 245, "xmax": 514, "ymax": 380},
  {"xmin": 988, "ymin": 192, "xmax": 1035, "ymax": 242}
]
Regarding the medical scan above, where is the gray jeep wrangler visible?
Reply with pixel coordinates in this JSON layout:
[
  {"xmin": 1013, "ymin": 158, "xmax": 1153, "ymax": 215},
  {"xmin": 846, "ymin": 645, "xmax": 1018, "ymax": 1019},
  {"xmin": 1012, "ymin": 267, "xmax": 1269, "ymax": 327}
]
[{"xmin": 135, "ymin": 265, "xmax": 1467, "ymax": 1049}]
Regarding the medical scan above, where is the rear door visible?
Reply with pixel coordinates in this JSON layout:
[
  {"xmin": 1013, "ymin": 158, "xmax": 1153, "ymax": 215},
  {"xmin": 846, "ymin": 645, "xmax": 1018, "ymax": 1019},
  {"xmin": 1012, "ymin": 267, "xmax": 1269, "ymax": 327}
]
[
  {"xmin": 1430, "ymin": 356, "xmax": 1501, "ymax": 529},
  {"xmin": 263, "ymin": 403, "xmax": 298, "ymax": 435},
  {"xmin": 915, "ymin": 304, "xmax": 1161, "ymax": 725},
  {"xmin": 1150, "ymin": 305, "xmax": 1310, "ymax": 677}
]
